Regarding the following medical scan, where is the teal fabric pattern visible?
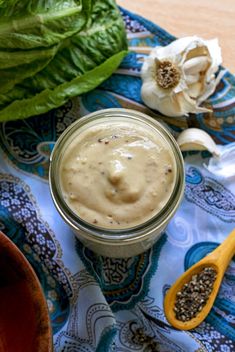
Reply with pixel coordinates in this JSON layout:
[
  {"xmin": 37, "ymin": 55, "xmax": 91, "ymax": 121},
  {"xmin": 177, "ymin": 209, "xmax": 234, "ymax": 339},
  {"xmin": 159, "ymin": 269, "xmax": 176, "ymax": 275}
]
[{"xmin": 0, "ymin": 7, "xmax": 234, "ymax": 352}]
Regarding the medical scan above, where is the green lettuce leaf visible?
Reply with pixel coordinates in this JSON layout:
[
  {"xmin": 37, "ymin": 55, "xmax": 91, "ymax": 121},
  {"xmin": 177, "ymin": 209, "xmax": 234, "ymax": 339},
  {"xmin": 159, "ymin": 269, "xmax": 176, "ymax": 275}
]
[
  {"xmin": 0, "ymin": 0, "xmax": 128, "ymax": 121},
  {"xmin": 0, "ymin": 51, "xmax": 127, "ymax": 120}
]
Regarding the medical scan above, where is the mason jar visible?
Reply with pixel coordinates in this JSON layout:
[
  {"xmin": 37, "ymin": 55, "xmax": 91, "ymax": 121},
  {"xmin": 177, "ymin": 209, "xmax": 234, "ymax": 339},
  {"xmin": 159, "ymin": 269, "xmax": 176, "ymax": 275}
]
[{"xmin": 49, "ymin": 108, "xmax": 184, "ymax": 257}]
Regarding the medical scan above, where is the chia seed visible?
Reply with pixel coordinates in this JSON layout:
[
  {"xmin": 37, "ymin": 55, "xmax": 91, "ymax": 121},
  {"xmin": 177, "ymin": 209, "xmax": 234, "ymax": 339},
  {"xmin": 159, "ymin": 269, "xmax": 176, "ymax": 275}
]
[
  {"xmin": 174, "ymin": 266, "xmax": 217, "ymax": 322},
  {"xmin": 164, "ymin": 165, "xmax": 173, "ymax": 175}
]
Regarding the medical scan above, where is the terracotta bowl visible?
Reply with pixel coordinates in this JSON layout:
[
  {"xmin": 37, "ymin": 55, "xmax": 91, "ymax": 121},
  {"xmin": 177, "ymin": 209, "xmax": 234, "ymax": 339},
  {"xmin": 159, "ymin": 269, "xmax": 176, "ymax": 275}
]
[{"xmin": 0, "ymin": 231, "xmax": 53, "ymax": 352}]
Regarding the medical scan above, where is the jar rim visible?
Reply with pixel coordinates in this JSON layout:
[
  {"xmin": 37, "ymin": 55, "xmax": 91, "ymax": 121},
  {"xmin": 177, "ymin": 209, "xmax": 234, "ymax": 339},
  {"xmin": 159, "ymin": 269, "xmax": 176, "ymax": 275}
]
[{"xmin": 49, "ymin": 108, "xmax": 185, "ymax": 242}]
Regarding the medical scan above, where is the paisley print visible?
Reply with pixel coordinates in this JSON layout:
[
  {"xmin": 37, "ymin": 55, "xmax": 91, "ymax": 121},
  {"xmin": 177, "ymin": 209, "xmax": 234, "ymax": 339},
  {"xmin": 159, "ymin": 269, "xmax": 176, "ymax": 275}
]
[
  {"xmin": 185, "ymin": 166, "xmax": 235, "ymax": 222},
  {"xmin": 118, "ymin": 51, "xmax": 143, "ymax": 72},
  {"xmin": 75, "ymin": 235, "xmax": 166, "ymax": 311},
  {"xmin": 109, "ymin": 297, "xmax": 206, "ymax": 352},
  {"xmin": 81, "ymin": 89, "xmax": 122, "ymax": 112},
  {"xmin": 187, "ymin": 71, "xmax": 235, "ymax": 144},
  {"xmin": 121, "ymin": 8, "xmax": 175, "ymax": 46},
  {"xmin": 121, "ymin": 9, "xmax": 149, "ymax": 34},
  {"xmin": 54, "ymin": 270, "xmax": 117, "ymax": 352},
  {"xmin": 101, "ymin": 74, "xmax": 142, "ymax": 103},
  {"xmin": 192, "ymin": 322, "xmax": 235, "ymax": 352},
  {"xmin": 0, "ymin": 99, "xmax": 80, "ymax": 180},
  {"xmin": 0, "ymin": 173, "xmax": 73, "ymax": 332}
]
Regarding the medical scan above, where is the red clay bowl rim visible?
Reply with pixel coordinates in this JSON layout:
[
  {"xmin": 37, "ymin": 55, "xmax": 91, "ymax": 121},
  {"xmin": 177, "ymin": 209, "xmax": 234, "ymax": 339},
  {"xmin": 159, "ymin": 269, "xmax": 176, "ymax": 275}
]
[{"xmin": 0, "ymin": 231, "xmax": 53, "ymax": 352}]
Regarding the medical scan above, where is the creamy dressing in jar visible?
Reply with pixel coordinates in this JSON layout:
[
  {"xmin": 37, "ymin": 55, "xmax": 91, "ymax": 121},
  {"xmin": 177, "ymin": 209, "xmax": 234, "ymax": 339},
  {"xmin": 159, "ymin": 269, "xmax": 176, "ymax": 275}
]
[{"xmin": 60, "ymin": 118, "xmax": 176, "ymax": 229}]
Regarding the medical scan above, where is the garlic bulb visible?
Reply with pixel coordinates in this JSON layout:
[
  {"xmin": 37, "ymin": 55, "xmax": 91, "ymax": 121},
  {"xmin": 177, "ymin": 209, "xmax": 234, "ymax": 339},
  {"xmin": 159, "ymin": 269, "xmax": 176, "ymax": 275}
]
[{"xmin": 141, "ymin": 36, "xmax": 222, "ymax": 117}]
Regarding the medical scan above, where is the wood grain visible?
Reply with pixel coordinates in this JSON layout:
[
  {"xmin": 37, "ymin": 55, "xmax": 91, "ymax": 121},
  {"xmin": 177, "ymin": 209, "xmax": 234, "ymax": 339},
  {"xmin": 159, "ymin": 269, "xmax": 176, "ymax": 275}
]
[{"xmin": 117, "ymin": 0, "xmax": 235, "ymax": 73}]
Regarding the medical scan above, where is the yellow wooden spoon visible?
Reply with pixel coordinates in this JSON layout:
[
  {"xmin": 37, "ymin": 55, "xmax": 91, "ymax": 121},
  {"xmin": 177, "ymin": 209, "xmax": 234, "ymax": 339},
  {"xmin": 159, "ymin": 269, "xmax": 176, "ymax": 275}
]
[{"xmin": 164, "ymin": 228, "xmax": 235, "ymax": 330}]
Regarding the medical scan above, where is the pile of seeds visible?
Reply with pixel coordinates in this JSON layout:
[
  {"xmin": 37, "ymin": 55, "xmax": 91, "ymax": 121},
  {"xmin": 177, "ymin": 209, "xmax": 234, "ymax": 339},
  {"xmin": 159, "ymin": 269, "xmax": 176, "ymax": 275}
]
[
  {"xmin": 174, "ymin": 266, "xmax": 217, "ymax": 322},
  {"xmin": 133, "ymin": 328, "xmax": 160, "ymax": 352}
]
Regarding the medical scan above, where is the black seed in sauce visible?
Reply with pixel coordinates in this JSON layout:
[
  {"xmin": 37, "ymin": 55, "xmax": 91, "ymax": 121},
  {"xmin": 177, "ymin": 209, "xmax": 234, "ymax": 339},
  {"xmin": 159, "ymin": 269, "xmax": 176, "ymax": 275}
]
[{"xmin": 165, "ymin": 165, "xmax": 173, "ymax": 175}]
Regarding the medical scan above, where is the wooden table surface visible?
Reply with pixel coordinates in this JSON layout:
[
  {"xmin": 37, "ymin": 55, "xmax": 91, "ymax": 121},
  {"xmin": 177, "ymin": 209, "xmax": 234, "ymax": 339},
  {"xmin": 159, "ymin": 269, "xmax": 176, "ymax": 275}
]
[{"xmin": 117, "ymin": 0, "xmax": 235, "ymax": 74}]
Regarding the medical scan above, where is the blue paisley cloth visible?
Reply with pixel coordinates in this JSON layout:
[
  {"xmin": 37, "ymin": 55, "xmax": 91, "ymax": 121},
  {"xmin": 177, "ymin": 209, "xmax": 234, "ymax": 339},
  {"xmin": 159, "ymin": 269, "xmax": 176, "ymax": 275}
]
[{"xmin": 0, "ymin": 7, "xmax": 235, "ymax": 352}]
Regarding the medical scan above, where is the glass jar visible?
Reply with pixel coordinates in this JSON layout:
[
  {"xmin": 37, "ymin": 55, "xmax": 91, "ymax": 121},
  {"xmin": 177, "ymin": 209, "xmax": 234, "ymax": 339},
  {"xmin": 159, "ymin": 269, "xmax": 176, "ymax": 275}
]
[{"xmin": 49, "ymin": 108, "xmax": 184, "ymax": 257}]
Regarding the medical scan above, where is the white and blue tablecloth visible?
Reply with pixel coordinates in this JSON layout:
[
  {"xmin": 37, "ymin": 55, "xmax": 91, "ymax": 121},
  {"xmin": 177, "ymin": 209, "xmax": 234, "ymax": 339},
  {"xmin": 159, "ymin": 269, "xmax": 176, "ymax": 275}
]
[{"xmin": 0, "ymin": 8, "xmax": 234, "ymax": 352}]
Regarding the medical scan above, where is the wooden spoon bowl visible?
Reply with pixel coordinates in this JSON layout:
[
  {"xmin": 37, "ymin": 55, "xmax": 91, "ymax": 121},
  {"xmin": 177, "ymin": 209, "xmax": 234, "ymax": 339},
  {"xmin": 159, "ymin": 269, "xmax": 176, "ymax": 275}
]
[{"xmin": 164, "ymin": 228, "xmax": 235, "ymax": 330}]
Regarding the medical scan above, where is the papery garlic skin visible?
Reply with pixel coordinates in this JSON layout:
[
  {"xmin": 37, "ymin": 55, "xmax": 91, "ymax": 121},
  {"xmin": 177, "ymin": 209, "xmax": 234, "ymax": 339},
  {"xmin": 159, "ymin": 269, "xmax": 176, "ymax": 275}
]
[{"xmin": 141, "ymin": 36, "xmax": 222, "ymax": 117}]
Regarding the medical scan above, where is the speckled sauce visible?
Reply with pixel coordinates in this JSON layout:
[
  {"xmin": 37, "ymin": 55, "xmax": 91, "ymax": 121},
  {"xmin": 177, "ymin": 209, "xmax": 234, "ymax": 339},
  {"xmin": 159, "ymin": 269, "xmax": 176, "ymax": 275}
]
[{"xmin": 59, "ymin": 119, "xmax": 176, "ymax": 229}]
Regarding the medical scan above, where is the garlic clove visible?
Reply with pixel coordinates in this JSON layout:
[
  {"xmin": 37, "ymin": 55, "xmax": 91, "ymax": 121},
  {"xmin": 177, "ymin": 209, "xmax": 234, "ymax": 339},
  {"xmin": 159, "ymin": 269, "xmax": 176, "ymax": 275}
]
[
  {"xmin": 177, "ymin": 92, "xmax": 211, "ymax": 115},
  {"xmin": 177, "ymin": 128, "xmax": 221, "ymax": 157},
  {"xmin": 187, "ymin": 81, "xmax": 203, "ymax": 98},
  {"xmin": 177, "ymin": 92, "xmax": 197, "ymax": 114},
  {"xmin": 185, "ymin": 73, "xmax": 200, "ymax": 85},
  {"xmin": 140, "ymin": 91, "xmax": 183, "ymax": 117},
  {"xmin": 183, "ymin": 56, "xmax": 209, "ymax": 75}
]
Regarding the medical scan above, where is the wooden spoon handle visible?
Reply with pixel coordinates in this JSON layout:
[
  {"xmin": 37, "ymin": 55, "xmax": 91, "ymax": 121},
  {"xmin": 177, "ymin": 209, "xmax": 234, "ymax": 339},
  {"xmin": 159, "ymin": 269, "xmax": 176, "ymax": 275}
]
[{"xmin": 206, "ymin": 228, "xmax": 235, "ymax": 268}]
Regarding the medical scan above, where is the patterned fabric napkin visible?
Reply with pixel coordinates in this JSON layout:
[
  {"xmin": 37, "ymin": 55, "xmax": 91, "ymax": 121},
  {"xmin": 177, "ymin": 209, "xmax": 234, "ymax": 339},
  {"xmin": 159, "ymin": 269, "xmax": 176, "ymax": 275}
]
[{"xmin": 0, "ymin": 7, "xmax": 234, "ymax": 352}]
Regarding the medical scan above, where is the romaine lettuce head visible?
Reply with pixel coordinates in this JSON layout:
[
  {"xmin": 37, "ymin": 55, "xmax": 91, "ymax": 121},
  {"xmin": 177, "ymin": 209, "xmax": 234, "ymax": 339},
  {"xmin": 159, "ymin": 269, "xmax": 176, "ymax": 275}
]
[{"xmin": 0, "ymin": 0, "xmax": 128, "ymax": 121}]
